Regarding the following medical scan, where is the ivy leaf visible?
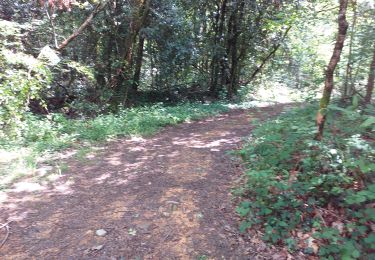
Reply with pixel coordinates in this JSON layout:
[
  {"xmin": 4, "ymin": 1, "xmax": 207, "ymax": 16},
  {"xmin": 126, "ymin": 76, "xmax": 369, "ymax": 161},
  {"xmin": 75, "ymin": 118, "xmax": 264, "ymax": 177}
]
[
  {"xmin": 352, "ymin": 249, "xmax": 360, "ymax": 258},
  {"xmin": 239, "ymin": 221, "xmax": 252, "ymax": 233},
  {"xmin": 360, "ymin": 117, "xmax": 375, "ymax": 128},
  {"xmin": 236, "ymin": 206, "xmax": 251, "ymax": 217}
]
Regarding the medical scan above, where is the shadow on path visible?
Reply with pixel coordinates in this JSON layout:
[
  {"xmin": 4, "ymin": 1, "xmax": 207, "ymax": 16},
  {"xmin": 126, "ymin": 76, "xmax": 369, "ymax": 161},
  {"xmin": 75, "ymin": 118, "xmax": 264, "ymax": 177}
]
[{"xmin": 0, "ymin": 104, "xmax": 290, "ymax": 259}]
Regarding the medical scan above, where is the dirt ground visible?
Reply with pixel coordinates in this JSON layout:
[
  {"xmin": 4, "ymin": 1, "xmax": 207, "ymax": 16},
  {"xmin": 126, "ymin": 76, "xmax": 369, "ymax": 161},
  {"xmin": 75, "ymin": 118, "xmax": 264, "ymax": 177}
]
[{"xmin": 0, "ymin": 105, "xmax": 296, "ymax": 259}]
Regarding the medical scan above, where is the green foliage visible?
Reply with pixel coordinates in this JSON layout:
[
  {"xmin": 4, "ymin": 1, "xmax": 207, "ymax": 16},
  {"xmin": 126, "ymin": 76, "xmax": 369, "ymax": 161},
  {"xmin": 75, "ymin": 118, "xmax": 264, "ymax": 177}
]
[
  {"xmin": 64, "ymin": 60, "xmax": 95, "ymax": 83},
  {"xmin": 0, "ymin": 20, "xmax": 52, "ymax": 137},
  {"xmin": 236, "ymin": 104, "xmax": 374, "ymax": 258},
  {"xmin": 0, "ymin": 102, "xmax": 228, "ymax": 190},
  {"xmin": 1, "ymin": 102, "xmax": 228, "ymax": 153}
]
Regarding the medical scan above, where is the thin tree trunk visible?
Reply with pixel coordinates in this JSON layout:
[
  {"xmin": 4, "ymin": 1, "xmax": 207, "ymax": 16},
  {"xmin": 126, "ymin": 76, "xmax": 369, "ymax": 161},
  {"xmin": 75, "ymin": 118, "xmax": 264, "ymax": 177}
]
[
  {"xmin": 44, "ymin": 3, "xmax": 58, "ymax": 48},
  {"xmin": 131, "ymin": 0, "xmax": 150, "ymax": 92},
  {"xmin": 209, "ymin": 2, "xmax": 221, "ymax": 95},
  {"xmin": 316, "ymin": 0, "xmax": 349, "ymax": 140},
  {"xmin": 132, "ymin": 36, "xmax": 145, "ymax": 91},
  {"xmin": 230, "ymin": 0, "xmax": 245, "ymax": 94},
  {"xmin": 209, "ymin": 0, "xmax": 228, "ymax": 96},
  {"xmin": 364, "ymin": 44, "xmax": 375, "ymax": 104},
  {"xmin": 149, "ymin": 41, "xmax": 155, "ymax": 89},
  {"xmin": 221, "ymin": 1, "xmax": 236, "ymax": 97},
  {"xmin": 225, "ymin": 0, "xmax": 245, "ymax": 99},
  {"xmin": 243, "ymin": 26, "xmax": 291, "ymax": 85},
  {"xmin": 343, "ymin": 0, "xmax": 357, "ymax": 98}
]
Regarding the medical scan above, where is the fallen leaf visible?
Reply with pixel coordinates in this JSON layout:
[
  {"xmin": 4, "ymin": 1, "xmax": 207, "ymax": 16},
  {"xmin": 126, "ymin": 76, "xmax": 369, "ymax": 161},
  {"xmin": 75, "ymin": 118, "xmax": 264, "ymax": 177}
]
[
  {"xmin": 332, "ymin": 221, "xmax": 344, "ymax": 234},
  {"xmin": 307, "ymin": 237, "xmax": 319, "ymax": 254},
  {"xmin": 128, "ymin": 228, "xmax": 137, "ymax": 236}
]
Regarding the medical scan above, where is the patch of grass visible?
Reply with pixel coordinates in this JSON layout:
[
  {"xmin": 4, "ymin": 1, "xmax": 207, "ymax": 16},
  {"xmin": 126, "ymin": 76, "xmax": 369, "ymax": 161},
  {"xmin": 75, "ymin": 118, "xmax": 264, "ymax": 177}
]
[
  {"xmin": 75, "ymin": 147, "xmax": 92, "ymax": 162},
  {"xmin": 1, "ymin": 102, "xmax": 228, "ymax": 153},
  {"xmin": 0, "ymin": 148, "xmax": 36, "ymax": 190},
  {"xmin": 0, "ymin": 102, "xmax": 228, "ymax": 189},
  {"xmin": 57, "ymin": 163, "xmax": 69, "ymax": 174}
]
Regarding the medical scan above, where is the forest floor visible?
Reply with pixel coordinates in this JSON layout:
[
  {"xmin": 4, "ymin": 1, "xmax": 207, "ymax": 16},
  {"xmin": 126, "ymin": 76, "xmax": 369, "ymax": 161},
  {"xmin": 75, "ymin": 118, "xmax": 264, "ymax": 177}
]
[{"xmin": 0, "ymin": 104, "xmax": 297, "ymax": 259}]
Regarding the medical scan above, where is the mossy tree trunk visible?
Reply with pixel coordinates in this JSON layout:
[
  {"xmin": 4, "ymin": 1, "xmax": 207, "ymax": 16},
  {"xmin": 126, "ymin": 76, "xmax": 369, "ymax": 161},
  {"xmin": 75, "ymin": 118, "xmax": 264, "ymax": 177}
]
[
  {"xmin": 364, "ymin": 44, "xmax": 375, "ymax": 104},
  {"xmin": 316, "ymin": 0, "xmax": 349, "ymax": 140}
]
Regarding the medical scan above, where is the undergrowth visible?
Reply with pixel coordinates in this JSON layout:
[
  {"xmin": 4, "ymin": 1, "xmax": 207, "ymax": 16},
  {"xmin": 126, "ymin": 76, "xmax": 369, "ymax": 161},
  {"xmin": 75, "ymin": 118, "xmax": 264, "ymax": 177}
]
[
  {"xmin": 236, "ymin": 103, "xmax": 375, "ymax": 259},
  {"xmin": 0, "ymin": 102, "xmax": 228, "ymax": 189},
  {"xmin": 1, "ymin": 102, "xmax": 228, "ymax": 152}
]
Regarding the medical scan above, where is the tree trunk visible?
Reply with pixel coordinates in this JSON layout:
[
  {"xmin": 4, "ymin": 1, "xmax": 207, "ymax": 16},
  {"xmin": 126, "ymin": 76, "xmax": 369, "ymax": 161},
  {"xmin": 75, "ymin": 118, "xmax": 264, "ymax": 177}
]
[
  {"xmin": 364, "ymin": 44, "xmax": 375, "ymax": 104},
  {"xmin": 228, "ymin": 0, "xmax": 245, "ymax": 97},
  {"xmin": 132, "ymin": 36, "xmax": 145, "ymax": 91},
  {"xmin": 343, "ymin": 0, "xmax": 357, "ymax": 99},
  {"xmin": 316, "ymin": 0, "xmax": 349, "ymax": 140},
  {"xmin": 131, "ymin": 0, "xmax": 150, "ymax": 92},
  {"xmin": 221, "ymin": 1, "xmax": 236, "ymax": 98},
  {"xmin": 111, "ymin": 0, "xmax": 150, "ymax": 107},
  {"xmin": 209, "ymin": 0, "xmax": 228, "ymax": 97},
  {"xmin": 225, "ymin": 0, "xmax": 243, "ymax": 99}
]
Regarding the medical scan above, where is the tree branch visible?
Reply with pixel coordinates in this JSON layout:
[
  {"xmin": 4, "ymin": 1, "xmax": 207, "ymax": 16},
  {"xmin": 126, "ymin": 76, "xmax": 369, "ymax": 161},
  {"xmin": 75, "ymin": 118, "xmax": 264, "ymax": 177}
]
[
  {"xmin": 56, "ymin": 1, "xmax": 108, "ymax": 51},
  {"xmin": 45, "ymin": 2, "xmax": 58, "ymax": 48},
  {"xmin": 242, "ymin": 25, "xmax": 292, "ymax": 85}
]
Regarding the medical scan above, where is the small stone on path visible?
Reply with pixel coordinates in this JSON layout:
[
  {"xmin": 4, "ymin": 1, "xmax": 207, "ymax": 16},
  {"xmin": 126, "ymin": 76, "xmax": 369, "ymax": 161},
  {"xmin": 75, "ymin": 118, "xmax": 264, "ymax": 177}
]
[
  {"xmin": 95, "ymin": 229, "xmax": 107, "ymax": 237},
  {"xmin": 138, "ymin": 223, "xmax": 151, "ymax": 231},
  {"xmin": 92, "ymin": 244, "xmax": 104, "ymax": 251}
]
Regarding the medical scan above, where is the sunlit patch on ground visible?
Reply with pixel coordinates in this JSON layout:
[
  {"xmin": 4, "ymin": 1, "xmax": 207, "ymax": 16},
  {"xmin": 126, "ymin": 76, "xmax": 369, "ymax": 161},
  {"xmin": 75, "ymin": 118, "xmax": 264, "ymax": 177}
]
[
  {"xmin": 227, "ymin": 84, "xmax": 320, "ymax": 110},
  {"xmin": 0, "ymin": 144, "xmax": 107, "ymax": 193}
]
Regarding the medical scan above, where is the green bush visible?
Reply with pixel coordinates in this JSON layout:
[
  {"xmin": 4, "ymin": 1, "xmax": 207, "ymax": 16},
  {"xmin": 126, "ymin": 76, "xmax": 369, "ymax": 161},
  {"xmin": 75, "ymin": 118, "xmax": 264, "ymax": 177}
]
[
  {"xmin": 0, "ymin": 20, "xmax": 53, "ymax": 137},
  {"xmin": 236, "ymin": 103, "xmax": 375, "ymax": 259}
]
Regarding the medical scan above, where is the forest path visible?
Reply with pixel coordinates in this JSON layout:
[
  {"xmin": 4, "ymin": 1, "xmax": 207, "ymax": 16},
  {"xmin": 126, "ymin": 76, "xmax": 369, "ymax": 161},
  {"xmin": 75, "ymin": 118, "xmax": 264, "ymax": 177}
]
[{"xmin": 1, "ymin": 104, "xmax": 290, "ymax": 259}]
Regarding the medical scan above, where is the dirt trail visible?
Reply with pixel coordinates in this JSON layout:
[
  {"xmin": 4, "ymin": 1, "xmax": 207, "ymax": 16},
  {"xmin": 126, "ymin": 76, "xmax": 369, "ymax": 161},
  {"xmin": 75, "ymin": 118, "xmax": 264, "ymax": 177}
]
[{"xmin": 0, "ymin": 105, "xmax": 289, "ymax": 259}]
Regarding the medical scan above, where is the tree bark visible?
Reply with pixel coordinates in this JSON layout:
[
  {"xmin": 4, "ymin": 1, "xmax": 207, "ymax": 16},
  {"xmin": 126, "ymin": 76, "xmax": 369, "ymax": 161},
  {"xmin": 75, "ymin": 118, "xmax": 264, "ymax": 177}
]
[
  {"xmin": 364, "ymin": 44, "xmax": 375, "ymax": 104},
  {"xmin": 316, "ymin": 0, "xmax": 349, "ymax": 140}
]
